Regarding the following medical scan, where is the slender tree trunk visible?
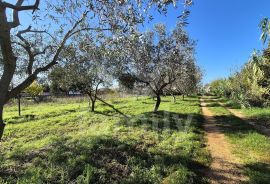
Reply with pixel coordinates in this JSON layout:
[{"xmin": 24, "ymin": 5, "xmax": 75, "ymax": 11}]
[
  {"xmin": 87, "ymin": 93, "xmax": 96, "ymax": 112},
  {"xmin": 91, "ymin": 99, "xmax": 96, "ymax": 112},
  {"xmin": 182, "ymin": 94, "xmax": 185, "ymax": 101},
  {"xmin": 18, "ymin": 95, "xmax": 21, "ymax": 116},
  {"xmin": 0, "ymin": 104, "xmax": 6, "ymax": 140},
  {"xmin": 172, "ymin": 94, "xmax": 176, "ymax": 103},
  {"xmin": 154, "ymin": 95, "xmax": 161, "ymax": 112}
]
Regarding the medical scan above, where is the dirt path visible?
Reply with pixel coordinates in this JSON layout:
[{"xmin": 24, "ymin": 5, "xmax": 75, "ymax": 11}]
[
  {"xmin": 219, "ymin": 103, "xmax": 270, "ymax": 137},
  {"xmin": 200, "ymin": 98, "xmax": 247, "ymax": 184}
]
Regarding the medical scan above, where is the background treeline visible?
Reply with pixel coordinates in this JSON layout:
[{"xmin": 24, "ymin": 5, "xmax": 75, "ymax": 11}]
[{"xmin": 208, "ymin": 17, "xmax": 270, "ymax": 108}]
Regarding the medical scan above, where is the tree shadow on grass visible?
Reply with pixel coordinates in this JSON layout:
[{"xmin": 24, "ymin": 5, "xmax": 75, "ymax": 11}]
[
  {"xmin": 1, "ymin": 135, "xmax": 208, "ymax": 184},
  {"xmin": 118, "ymin": 110, "xmax": 204, "ymax": 133},
  {"xmin": 5, "ymin": 108, "xmax": 87, "ymax": 125},
  {"xmin": 203, "ymin": 103, "xmax": 220, "ymax": 107},
  {"xmin": 141, "ymin": 101, "xmax": 155, "ymax": 105},
  {"xmin": 182, "ymin": 99, "xmax": 200, "ymax": 102},
  {"xmin": 94, "ymin": 110, "xmax": 114, "ymax": 116},
  {"xmin": 214, "ymin": 114, "xmax": 258, "ymax": 134},
  {"xmin": 200, "ymin": 99, "xmax": 219, "ymax": 103},
  {"xmin": 243, "ymin": 162, "xmax": 270, "ymax": 184}
]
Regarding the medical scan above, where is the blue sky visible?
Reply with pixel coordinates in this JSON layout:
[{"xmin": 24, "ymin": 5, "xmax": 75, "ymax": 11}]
[
  {"xmin": 146, "ymin": 0, "xmax": 270, "ymax": 84},
  {"xmin": 17, "ymin": 0, "xmax": 270, "ymax": 84}
]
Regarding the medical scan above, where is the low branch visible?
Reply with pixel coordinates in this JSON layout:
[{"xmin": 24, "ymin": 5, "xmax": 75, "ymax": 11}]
[{"xmin": 95, "ymin": 96, "xmax": 128, "ymax": 118}]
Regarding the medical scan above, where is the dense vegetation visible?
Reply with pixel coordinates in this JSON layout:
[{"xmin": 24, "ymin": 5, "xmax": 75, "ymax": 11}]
[
  {"xmin": 208, "ymin": 18, "xmax": 270, "ymax": 108},
  {"xmin": 208, "ymin": 46, "xmax": 270, "ymax": 108},
  {"xmin": 0, "ymin": 96, "xmax": 210, "ymax": 183}
]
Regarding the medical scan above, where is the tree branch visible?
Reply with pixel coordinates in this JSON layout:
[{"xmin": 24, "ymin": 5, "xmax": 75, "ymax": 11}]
[
  {"xmin": 1, "ymin": 0, "xmax": 40, "ymax": 11},
  {"xmin": 7, "ymin": 11, "xmax": 89, "ymax": 100},
  {"xmin": 6, "ymin": 0, "xmax": 40, "ymax": 28}
]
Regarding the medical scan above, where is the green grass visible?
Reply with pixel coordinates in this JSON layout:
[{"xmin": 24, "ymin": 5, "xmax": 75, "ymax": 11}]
[
  {"xmin": 204, "ymin": 97, "xmax": 270, "ymax": 184},
  {"xmin": 0, "ymin": 96, "xmax": 210, "ymax": 184},
  {"xmin": 218, "ymin": 97, "xmax": 270, "ymax": 128}
]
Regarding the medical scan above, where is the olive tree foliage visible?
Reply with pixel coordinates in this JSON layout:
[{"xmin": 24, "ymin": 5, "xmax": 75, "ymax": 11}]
[
  {"xmin": 165, "ymin": 56, "xmax": 202, "ymax": 102},
  {"xmin": 0, "ymin": 0, "xmax": 193, "ymax": 140},
  {"xmin": 114, "ymin": 23, "xmax": 195, "ymax": 112},
  {"xmin": 49, "ymin": 35, "xmax": 111, "ymax": 112}
]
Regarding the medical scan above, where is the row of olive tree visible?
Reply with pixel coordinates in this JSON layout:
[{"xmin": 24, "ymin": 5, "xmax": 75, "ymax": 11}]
[
  {"xmin": 0, "ymin": 0, "xmax": 193, "ymax": 140},
  {"xmin": 48, "ymin": 23, "xmax": 201, "ymax": 113}
]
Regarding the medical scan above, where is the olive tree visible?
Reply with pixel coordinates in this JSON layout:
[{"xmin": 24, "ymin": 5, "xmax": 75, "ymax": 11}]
[
  {"xmin": 166, "ymin": 57, "xmax": 202, "ymax": 101},
  {"xmin": 49, "ymin": 35, "xmax": 111, "ymax": 112},
  {"xmin": 116, "ymin": 23, "xmax": 194, "ymax": 112}
]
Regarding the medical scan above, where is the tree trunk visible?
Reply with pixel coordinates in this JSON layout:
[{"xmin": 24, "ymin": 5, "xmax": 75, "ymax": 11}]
[
  {"xmin": 0, "ymin": 11, "xmax": 17, "ymax": 141},
  {"xmin": 87, "ymin": 93, "xmax": 96, "ymax": 112},
  {"xmin": 91, "ymin": 99, "xmax": 96, "ymax": 112},
  {"xmin": 0, "ymin": 104, "xmax": 6, "ymax": 141},
  {"xmin": 182, "ymin": 94, "xmax": 185, "ymax": 101},
  {"xmin": 172, "ymin": 94, "xmax": 176, "ymax": 103},
  {"xmin": 18, "ymin": 95, "xmax": 21, "ymax": 116},
  {"xmin": 154, "ymin": 95, "xmax": 161, "ymax": 112}
]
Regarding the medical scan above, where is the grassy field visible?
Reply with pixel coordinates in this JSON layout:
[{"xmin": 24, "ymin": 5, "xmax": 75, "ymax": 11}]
[
  {"xmin": 205, "ymin": 97, "xmax": 270, "ymax": 184},
  {"xmin": 220, "ymin": 98, "xmax": 270, "ymax": 128},
  {"xmin": 0, "ymin": 96, "xmax": 210, "ymax": 184},
  {"xmin": 239, "ymin": 108, "xmax": 270, "ymax": 128}
]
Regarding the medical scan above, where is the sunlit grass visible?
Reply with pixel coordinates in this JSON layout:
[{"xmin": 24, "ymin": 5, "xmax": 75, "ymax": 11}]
[
  {"xmin": 240, "ymin": 107, "xmax": 270, "ymax": 128},
  {"xmin": 0, "ymin": 96, "xmax": 210, "ymax": 184}
]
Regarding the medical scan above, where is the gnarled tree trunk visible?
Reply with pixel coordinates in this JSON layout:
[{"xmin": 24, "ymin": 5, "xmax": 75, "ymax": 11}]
[{"xmin": 0, "ymin": 6, "xmax": 17, "ymax": 140}]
